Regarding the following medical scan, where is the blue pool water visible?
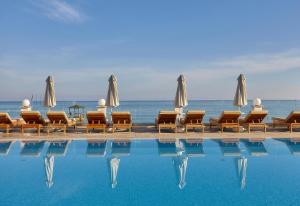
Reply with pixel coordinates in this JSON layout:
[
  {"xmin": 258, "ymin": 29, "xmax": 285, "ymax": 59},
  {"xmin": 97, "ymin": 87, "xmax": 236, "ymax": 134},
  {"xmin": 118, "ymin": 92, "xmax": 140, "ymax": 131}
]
[
  {"xmin": 1, "ymin": 100, "xmax": 300, "ymax": 123},
  {"xmin": 1, "ymin": 138, "xmax": 300, "ymax": 206}
]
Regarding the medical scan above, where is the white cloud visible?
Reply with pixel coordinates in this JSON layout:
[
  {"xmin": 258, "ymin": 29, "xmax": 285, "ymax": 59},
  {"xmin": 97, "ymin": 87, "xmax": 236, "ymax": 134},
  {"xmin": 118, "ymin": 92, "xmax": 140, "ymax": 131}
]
[
  {"xmin": 31, "ymin": 0, "xmax": 86, "ymax": 23},
  {"xmin": 1, "ymin": 48, "xmax": 300, "ymax": 100}
]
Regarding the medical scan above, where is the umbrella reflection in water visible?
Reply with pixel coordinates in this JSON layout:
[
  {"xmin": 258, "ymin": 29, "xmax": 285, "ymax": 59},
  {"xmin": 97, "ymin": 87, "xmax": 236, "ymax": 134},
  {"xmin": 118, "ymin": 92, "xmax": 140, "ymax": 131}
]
[
  {"xmin": 44, "ymin": 140, "xmax": 70, "ymax": 188},
  {"xmin": 109, "ymin": 140, "xmax": 131, "ymax": 189},
  {"xmin": 174, "ymin": 139, "xmax": 204, "ymax": 189},
  {"xmin": 173, "ymin": 140, "xmax": 188, "ymax": 189},
  {"xmin": 236, "ymin": 157, "xmax": 247, "ymax": 190},
  {"xmin": 110, "ymin": 157, "xmax": 120, "ymax": 189},
  {"xmin": 45, "ymin": 155, "xmax": 54, "ymax": 188}
]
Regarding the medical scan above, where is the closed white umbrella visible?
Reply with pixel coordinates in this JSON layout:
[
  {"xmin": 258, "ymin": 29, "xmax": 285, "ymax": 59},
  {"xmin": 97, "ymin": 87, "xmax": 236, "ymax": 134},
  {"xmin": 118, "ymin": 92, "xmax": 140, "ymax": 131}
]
[
  {"xmin": 44, "ymin": 76, "xmax": 56, "ymax": 110},
  {"xmin": 106, "ymin": 75, "xmax": 120, "ymax": 108},
  {"xmin": 174, "ymin": 75, "xmax": 188, "ymax": 109},
  {"xmin": 110, "ymin": 157, "xmax": 120, "ymax": 189},
  {"xmin": 45, "ymin": 155, "xmax": 54, "ymax": 188},
  {"xmin": 233, "ymin": 74, "xmax": 247, "ymax": 109}
]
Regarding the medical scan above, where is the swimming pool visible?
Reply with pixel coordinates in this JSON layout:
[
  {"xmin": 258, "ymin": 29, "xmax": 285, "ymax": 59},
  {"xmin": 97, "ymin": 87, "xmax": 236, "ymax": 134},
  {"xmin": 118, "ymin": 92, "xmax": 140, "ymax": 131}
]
[{"xmin": 0, "ymin": 138, "xmax": 300, "ymax": 206}]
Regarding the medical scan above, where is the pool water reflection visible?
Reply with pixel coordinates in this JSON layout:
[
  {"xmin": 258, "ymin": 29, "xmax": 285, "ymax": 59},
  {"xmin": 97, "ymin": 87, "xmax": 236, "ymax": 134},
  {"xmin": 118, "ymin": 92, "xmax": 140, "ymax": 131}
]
[{"xmin": 1, "ymin": 138, "xmax": 300, "ymax": 206}]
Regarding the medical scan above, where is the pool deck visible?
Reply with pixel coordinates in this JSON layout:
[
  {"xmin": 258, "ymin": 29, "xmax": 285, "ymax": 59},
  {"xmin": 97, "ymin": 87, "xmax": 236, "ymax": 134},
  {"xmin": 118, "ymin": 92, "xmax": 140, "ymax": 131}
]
[{"xmin": 1, "ymin": 124, "xmax": 300, "ymax": 142}]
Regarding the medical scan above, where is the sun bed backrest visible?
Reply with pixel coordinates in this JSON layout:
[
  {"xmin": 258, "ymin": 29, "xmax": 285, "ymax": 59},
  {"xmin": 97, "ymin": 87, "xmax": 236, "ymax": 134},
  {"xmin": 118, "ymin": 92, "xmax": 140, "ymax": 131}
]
[
  {"xmin": 0, "ymin": 112, "xmax": 13, "ymax": 124},
  {"xmin": 286, "ymin": 111, "xmax": 300, "ymax": 123},
  {"xmin": 47, "ymin": 112, "xmax": 69, "ymax": 124},
  {"xmin": 243, "ymin": 111, "xmax": 268, "ymax": 123},
  {"xmin": 21, "ymin": 111, "xmax": 45, "ymax": 124},
  {"xmin": 112, "ymin": 112, "xmax": 132, "ymax": 124},
  {"xmin": 219, "ymin": 111, "xmax": 241, "ymax": 123},
  {"xmin": 157, "ymin": 111, "xmax": 177, "ymax": 124},
  {"xmin": 86, "ymin": 111, "xmax": 106, "ymax": 124},
  {"xmin": 184, "ymin": 110, "xmax": 205, "ymax": 124}
]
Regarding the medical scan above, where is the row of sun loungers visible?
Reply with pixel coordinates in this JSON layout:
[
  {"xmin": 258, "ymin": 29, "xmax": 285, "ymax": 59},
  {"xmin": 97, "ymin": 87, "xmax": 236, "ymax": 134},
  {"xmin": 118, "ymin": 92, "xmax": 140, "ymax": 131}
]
[
  {"xmin": 0, "ymin": 111, "xmax": 132, "ymax": 134},
  {"xmin": 1, "ymin": 110, "xmax": 300, "ymax": 134}
]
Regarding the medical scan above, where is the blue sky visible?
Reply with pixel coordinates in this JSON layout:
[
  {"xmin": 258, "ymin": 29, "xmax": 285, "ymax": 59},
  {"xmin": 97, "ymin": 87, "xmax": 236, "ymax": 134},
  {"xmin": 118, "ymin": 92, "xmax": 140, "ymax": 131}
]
[{"xmin": 1, "ymin": 0, "xmax": 300, "ymax": 100}]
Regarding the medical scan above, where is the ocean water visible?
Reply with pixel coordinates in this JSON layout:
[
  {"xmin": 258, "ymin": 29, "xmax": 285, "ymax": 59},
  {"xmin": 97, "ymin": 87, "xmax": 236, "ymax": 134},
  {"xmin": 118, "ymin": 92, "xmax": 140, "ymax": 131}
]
[
  {"xmin": 0, "ymin": 139, "xmax": 300, "ymax": 206},
  {"xmin": 0, "ymin": 100, "xmax": 299, "ymax": 123}
]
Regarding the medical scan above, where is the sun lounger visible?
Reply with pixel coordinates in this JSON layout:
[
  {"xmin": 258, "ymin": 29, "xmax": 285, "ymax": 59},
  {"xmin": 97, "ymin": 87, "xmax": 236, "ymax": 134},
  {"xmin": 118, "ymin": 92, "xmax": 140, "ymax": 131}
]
[
  {"xmin": 272, "ymin": 111, "xmax": 300, "ymax": 132},
  {"xmin": 0, "ymin": 112, "xmax": 18, "ymax": 133},
  {"xmin": 209, "ymin": 111, "xmax": 241, "ymax": 132},
  {"xmin": 240, "ymin": 110, "xmax": 268, "ymax": 133},
  {"xmin": 21, "ymin": 111, "xmax": 46, "ymax": 135},
  {"xmin": 47, "ymin": 111, "xmax": 76, "ymax": 134},
  {"xmin": 156, "ymin": 111, "xmax": 177, "ymax": 133},
  {"xmin": 86, "ymin": 111, "xmax": 108, "ymax": 133},
  {"xmin": 111, "ymin": 112, "xmax": 132, "ymax": 133},
  {"xmin": 182, "ymin": 110, "xmax": 205, "ymax": 133}
]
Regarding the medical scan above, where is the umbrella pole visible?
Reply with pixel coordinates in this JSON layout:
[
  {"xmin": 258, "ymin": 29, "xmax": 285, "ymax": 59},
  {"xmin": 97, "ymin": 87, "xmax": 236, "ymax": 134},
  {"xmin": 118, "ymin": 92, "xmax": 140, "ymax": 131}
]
[
  {"xmin": 108, "ymin": 107, "xmax": 113, "ymax": 131},
  {"xmin": 110, "ymin": 107, "xmax": 113, "ymax": 122}
]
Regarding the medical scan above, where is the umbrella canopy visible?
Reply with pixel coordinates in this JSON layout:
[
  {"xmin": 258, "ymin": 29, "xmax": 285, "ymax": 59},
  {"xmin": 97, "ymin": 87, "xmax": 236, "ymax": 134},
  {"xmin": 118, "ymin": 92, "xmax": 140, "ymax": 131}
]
[
  {"xmin": 174, "ymin": 75, "xmax": 188, "ymax": 108},
  {"xmin": 44, "ymin": 76, "xmax": 56, "ymax": 108},
  {"xmin": 106, "ymin": 75, "xmax": 120, "ymax": 108},
  {"xmin": 233, "ymin": 74, "xmax": 247, "ymax": 108},
  {"xmin": 45, "ymin": 155, "xmax": 54, "ymax": 188},
  {"xmin": 110, "ymin": 157, "xmax": 120, "ymax": 189}
]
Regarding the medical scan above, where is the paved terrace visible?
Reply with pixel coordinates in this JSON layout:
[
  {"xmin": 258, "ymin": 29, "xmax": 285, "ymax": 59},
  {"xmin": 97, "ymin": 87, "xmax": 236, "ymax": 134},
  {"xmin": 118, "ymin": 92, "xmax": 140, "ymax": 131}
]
[{"xmin": 1, "ymin": 123, "xmax": 300, "ymax": 142}]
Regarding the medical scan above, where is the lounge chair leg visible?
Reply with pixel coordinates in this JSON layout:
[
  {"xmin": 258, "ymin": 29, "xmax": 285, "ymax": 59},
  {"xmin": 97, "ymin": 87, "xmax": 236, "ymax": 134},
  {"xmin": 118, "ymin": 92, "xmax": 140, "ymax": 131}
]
[
  {"xmin": 221, "ymin": 126, "xmax": 223, "ymax": 133},
  {"xmin": 158, "ymin": 126, "xmax": 161, "ymax": 134},
  {"xmin": 38, "ymin": 127, "xmax": 40, "ymax": 136},
  {"xmin": 86, "ymin": 128, "xmax": 89, "ymax": 134},
  {"xmin": 248, "ymin": 126, "xmax": 250, "ymax": 133},
  {"xmin": 6, "ymin": 126, "xmax": 9, "ymax": 134}
]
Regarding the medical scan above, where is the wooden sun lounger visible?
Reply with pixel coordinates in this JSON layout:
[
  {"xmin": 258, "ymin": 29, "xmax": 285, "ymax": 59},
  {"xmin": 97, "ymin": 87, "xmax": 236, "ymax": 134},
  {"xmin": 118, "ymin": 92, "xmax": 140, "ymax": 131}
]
[
  {"xmin": 156, "ymin": 111, "xmax": 177, "ymax": 133},
  {"xmin": 182, "ymin": 110, "xmax": 205, "ymax": 133},
  {"xmin": 209, "ymin": 111, "xmax": 241, "ymax": 133},
  {"xmin": 112, "ymin": 112, "xmax": 132, "ymax": 133},
  {"xmin": 86, "ymin": 111, "xmax": 108, "ymax": 133},
  {"xmin": 272, "ymin": 111, "xmax": 300, "ymax": 132},
  {"xmin": 240, "ymin": 110, "xmax": 268, "ymax": 133},
  {"xmin": 0, "ymin": 112, "xmax": 18, "ymax": 133},
  {"xmin": 47, "ymin": 111, "xmax": 76, "ymax": 134},
  {"xmin": 21, "ymin": 111, "xmax": 46, "ymax": 135}
]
